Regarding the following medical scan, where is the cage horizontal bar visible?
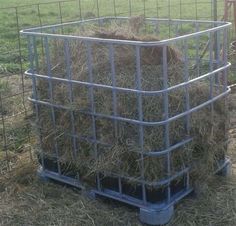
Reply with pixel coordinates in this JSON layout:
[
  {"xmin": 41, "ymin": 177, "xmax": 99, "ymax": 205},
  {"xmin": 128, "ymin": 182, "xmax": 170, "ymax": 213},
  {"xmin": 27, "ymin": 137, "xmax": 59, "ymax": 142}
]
[
  {"xmin": 93, "ymin": 186, "xmax": 193, "ymax": 210},
  {"xmin": 145, "ymin": 137, "xmax": 193, "ymax": 157},
  {"xmin": 99, "ymin": 167, "xmax": 189, "ymax": 187},
  {"xmin": 28, "ymin": 87, "xmax": 230, "ymax": 126},
  {"xmin": 21, "ymin": 17, "xmax": 231, "ymax": 46},
  {"xmin": 38, "ymin": 167, "xmax": 84, "ymax": 189},
  {"xmin": 25, "ymin": 62, "xmax": 231, "ymax": 96}
]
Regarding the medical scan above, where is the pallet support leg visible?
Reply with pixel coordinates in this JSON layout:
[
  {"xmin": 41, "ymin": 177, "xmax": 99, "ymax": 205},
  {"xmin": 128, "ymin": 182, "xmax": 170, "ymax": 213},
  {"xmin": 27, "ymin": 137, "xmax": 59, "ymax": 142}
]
[
  {"xmin": 216, "ymin": 158, "xmax": 232, "ymax": 177},
  {"xmin": 139, "ymin": 205, "xmax": 174, "ymax": 225},
  {"xmin": 220, "ymin": 160, "xmax": 232, "ymax": 177},
  {"xmin": 37, "ymin": 167, "xmax": 50, "ymax": 182}
]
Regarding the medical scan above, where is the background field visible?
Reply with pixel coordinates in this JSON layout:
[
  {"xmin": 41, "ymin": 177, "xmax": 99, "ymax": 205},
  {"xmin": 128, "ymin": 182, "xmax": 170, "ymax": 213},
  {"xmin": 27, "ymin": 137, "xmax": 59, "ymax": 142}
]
[{"xmin": 0, "ymin": 0, "xmax": 225, "ymax": 75}]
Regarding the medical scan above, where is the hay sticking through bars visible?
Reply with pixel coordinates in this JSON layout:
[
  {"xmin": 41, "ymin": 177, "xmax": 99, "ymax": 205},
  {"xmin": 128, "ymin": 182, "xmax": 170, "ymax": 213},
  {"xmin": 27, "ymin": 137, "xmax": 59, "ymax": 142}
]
[{"xmin": 35, "ymin": 18, "xmax": 229, "ymax": 188}]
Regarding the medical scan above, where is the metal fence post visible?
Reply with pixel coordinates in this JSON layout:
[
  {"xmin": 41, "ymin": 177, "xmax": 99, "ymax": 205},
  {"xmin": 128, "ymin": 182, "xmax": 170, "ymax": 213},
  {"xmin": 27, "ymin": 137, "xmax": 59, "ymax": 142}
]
[
  {"xmin": 213, "ymin": 0, "xmax": 219, "ymax": 63},
  {"xmin": 213, "ymin": 0, "xmax": 218, "ymax": 21}
]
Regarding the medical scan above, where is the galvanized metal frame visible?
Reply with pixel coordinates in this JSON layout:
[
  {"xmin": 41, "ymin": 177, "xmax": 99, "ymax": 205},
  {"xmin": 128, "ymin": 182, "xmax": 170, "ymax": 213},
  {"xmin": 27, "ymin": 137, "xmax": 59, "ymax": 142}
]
[{"xmin": 21, "ymin": 17, "xmax": 231, "ymax": 225}]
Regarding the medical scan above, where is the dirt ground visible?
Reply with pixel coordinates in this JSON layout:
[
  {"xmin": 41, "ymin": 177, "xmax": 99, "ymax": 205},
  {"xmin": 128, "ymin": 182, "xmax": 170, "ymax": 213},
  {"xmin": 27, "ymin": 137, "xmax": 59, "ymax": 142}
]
[{"xmin": 0, "ymin": 89, "xmax": 236, "ymax": 226}]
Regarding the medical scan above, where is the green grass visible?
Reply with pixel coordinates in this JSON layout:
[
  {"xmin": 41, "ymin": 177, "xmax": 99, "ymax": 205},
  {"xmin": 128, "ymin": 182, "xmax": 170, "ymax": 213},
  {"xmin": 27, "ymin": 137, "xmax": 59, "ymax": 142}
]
[
  {"xmin": 0, "ymin": 0, "xmax": 56, "ymax": 8},
  {"xmin": 0, "ymin": 0, "xmax": 225, "ymax": 75}
]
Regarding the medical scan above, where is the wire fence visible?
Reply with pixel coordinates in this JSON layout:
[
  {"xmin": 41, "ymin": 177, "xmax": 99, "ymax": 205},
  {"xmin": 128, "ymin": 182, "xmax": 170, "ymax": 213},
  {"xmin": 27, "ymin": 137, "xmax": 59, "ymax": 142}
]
[{"xmin": 0, "ymin": 0, "xmax": 232, "ymax": 174}]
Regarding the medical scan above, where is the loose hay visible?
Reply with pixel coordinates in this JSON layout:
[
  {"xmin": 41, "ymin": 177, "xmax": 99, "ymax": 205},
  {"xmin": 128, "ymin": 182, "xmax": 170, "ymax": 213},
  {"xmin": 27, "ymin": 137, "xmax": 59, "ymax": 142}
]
[
  {"xmin": 1, "ymin": 154, "xmax": 236, "ymax": 226},
  {"xmin": 35, "ymin": 18, "xmax": 229, "ymax": 189}
]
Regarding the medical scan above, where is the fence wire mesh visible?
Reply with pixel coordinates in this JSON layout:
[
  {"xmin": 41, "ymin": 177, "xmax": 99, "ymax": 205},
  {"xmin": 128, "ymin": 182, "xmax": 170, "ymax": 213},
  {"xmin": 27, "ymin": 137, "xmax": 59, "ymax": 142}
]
[{"xmin": 0, "ymin": 0, "xmax": 232, "ymax": 174}]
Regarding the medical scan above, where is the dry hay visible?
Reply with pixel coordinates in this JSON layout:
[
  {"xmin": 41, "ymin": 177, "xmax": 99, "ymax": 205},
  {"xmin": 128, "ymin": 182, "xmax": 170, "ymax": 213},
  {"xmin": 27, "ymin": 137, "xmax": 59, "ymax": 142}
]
[
  {"xmin": 0, "ymin": 154, "xmax": 236, "ymax": 226},
  {"xmin": 35, "ymin": 18, "xmax": 229, "ymax": 188}
]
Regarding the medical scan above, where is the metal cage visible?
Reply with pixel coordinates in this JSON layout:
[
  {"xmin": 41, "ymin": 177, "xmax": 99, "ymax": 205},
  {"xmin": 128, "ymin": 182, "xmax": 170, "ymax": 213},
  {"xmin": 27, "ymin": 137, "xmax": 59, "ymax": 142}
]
[{"xmin": 21, "ymin": 17, "xmax": 231, "ymax": 225}]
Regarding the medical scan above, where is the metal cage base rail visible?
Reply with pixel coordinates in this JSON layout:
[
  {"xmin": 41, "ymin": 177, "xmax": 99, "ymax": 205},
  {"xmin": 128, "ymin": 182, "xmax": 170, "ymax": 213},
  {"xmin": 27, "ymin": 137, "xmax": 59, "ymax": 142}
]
[{"xmin": 37, "ymin": 157, "xmax": 231, "ymax": 225}]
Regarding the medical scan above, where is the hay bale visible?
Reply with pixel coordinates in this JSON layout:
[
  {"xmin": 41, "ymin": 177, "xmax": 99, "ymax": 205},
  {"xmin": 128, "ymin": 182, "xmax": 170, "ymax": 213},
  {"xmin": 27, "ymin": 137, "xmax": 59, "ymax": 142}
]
[{"xmin": 36, "ymin": 19, "xmax": 229, "ymax": 188}]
